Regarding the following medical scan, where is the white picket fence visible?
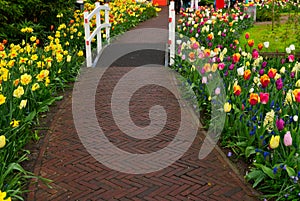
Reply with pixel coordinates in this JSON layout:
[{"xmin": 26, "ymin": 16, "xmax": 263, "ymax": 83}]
[{"xmin": 84, "ymin": 2, "xmax": 111, "ymax": 67}]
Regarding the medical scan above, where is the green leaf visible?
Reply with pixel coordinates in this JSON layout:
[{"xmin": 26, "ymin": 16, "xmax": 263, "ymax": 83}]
[
  {"xmin": 38, "ymin": 96, "xmax": 63, "ymax": 107},
  {"xmin": 245, "ymin": 169, "xmax": 263, "ymax": 180},
  {"xmin": 25, "ymin": 110, "xmax": 36, "ymax": 122},
  {"xmin": 232, "ymin": 104, "xmax": 241, "ymax": 113},
  {"xmin": 261, "ymin": 165, "xmax": 275, "ymax": 179},
  {"xmin": 38, "ymin": 105, "xmax": 49, "ymax": 113},
  {"xmin": 253, "ymin": 174, "xmax": 266, "ymax": 188},
  {"xmin": 245, "ymin": 146, "xmax": 256, "ymax": 158},
  {"xmin": 1, "ymin": 163, "xmax": 27, "ymax": 184},
  {"xmin": 286, "ymin": 166, "xmax": 296, "ymax": 177},
  {"xmin": 236, "ymin": 141, "xmax": 247, "ymax": 147},
  {"xmin": 245, "ymin": 169, "xmax": 266, "ymax": 188}
]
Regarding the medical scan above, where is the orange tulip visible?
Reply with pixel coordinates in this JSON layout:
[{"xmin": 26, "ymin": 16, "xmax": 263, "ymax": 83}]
[
  {"xmin": 232, "ymin": 53, "xmax": 241, "ymax": 63},
  {"xmin": 248, "ymin": 39, "xmax": 254, "ymax": 47},
  {"xmin": 260, "ymin": 74, "xmax": 270, "ymax": 88},
  {"xmin": 243, "ymin": 69, "xmax": 251, "ymax": 80},
  {"xmin": 249, "ymin": 93, "xmax": 260, "ymax": 105},
  {"xmin": 233, "ymin": 85, "xmax": 242, "ymax": 96},
  {"xmin": 258, "ymin": 43, "xmax": 263, "ymax": 50}
]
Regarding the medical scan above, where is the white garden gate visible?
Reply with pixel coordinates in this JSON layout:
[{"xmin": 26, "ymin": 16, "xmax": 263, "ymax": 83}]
[{"xmin": 84, "ymin": 2, "xmax": 111, "ymax": 67}]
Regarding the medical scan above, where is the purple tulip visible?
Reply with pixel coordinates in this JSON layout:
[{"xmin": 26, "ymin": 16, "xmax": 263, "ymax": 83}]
[
  {"xmin": 227, "ymin": 56, "xmax": 231, "ymax": 62},
  {"xmin": 259, "ymin": 69, "xmax": 265, "ymax": 75},
  {"xmin": 291, "ymin": 72, "xmax": 295, "ymax": 78},
  {"xmin": 229, "ymin": 64, "xmax": 235, "ymax": 70},
  {"xmin": 261, "ymin": 61, "xmax": 267, "ymax": 68},
  {"xmin": 208, "ymin": 42, "xmax": 212, "ymax": 47},
  {"xmin": 276, "ymin": 119, "xmax": 285, "ymax": 131},
  {"xmin": 216, "ymin": 58, "xmax": 221, "ymax": 63},
  {"xmin": 281, "ymin": 58, "xmax": 286, "ymax": 64},
  {"xmin": 201, "ymin": 67, "xmax": 206, "ymax": 74},
  {"xmin": 221, "ymin": 32, "xmax": 226, "ymax": 37},
  {"xmin": 276, "ymin": 78, "xmax": 283, "ymax": 90}
]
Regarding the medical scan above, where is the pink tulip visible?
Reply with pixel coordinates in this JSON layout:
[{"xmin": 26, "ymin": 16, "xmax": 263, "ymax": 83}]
[
  {"xmin": 288, "ymin": 54, "xmax": 295, "ymax": 62},
  {"xmin": 252, "ymin": 49, "xmax": 259, "ymax": 59},
  {"xmin": 218, "ymin": 63, "xmax": 225, "ymax": 70},
  {"xmin": 259, "ymin": 92, "xmax": 269, "ymax": 104},
  {"xmin": 284, "ymin": 131, "xmax": 292, "ymax": 146}
]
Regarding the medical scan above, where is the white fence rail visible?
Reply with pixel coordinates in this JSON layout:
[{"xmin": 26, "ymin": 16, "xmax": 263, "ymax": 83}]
[{"xmin": 84, "ymin": 2, "xmax": 111, "ymax": 67}]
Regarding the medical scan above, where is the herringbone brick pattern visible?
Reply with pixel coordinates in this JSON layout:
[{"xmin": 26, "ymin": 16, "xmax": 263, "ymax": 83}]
[{"xmin": 27, "ymin": 6, "xmax": 259, "ymax": 201}]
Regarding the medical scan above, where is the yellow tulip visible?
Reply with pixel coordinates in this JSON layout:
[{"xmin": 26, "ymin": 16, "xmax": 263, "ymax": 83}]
[
  {"xmin": 269, "ymin": 135, "xmax": 280, "ymax": 149},
  {"xmin": 13, "ymin": 86, "xmax": 24, "ymax": 98},
  {"xmin": 224, "ymin": 102, "xmax": 232, "ymax": 113},
  {"xmin": 19, "ymin": 99, "xmax": 27, "ymax": 109},
  {"xmin": 0, "ymin": 94, "xmax": 6, "ymax": 105},
  {"xmin": 0, "ymin": 135, "xmax": 6, "ymax": 148}
]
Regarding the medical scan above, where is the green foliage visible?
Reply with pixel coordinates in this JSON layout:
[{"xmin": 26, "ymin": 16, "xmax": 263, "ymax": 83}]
[
  {"xmin": 256, "ymin": 6, "xmax": 278, "ymax": 22},
  {"xmin": 239, "ymin": 22, "xmax": 300, "ymax": 53},
  {"xmin": 198, "ymin": 0, "xmax": 214, "ymax": 6},
  {"xmin": 0, "ymin": 0, "xmax": 75, "ymax": 42}
]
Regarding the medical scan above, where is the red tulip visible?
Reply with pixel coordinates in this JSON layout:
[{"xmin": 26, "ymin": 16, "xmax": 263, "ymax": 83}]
[{"xmin": 245, "ymin": 32, "xmax": 250, "ymax": 39}]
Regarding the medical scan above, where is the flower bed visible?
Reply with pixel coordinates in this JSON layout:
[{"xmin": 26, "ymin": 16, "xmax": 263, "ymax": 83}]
[
  {"xmin": 172, "ymin": 5, "xmax": 300, "ymax": 200},
  {"xmin": 0, "ymin": 0, "xmax": 159, "ymax": 199}
]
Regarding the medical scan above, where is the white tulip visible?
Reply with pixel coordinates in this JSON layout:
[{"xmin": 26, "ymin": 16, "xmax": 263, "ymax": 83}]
[
  {"xmin": 290, "ymin": 44, "xmax": 295, "ymax": 51},
  {"xmin": 263, "ymin": 41, "xmax": 269, "ymax": 48}
]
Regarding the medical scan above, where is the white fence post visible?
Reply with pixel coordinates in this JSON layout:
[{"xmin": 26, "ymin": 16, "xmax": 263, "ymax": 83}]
[
  {"xmin": 195, "ymin": 0, "xmax": 198, "ymax": 10},
  {"xmin": 95, "ymin": 2, "xmax": 102, "ymax": 55},
  {"xmin": 105, "ymin": 3, "xmax": 110, "ymax": 43},
  {"xmin": 190, "ymin": 0, "xmax": 194, "ymax": 10},
  {"xmin": 84, "ymin": 11, "xmax": 92, "ymax": 67},
  {"xmin": 169, "ymin": 1, "xmax": 175, "ymax": 66},
  {"xmin": 83, "ymin": 2, "xmax": 111, "ymax": 67}
]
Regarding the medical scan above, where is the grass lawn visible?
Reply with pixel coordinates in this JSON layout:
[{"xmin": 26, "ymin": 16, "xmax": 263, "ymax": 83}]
[{"xmin": 239, "ymin": 21, "xmax": 300, "ymax": 53}]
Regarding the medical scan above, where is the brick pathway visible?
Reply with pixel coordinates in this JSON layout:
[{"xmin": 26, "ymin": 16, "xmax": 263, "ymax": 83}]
[{"xmin": 27, "ymin": 6, "xmax": 259, "ymax": 201}]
